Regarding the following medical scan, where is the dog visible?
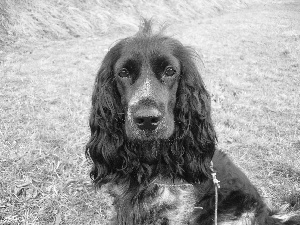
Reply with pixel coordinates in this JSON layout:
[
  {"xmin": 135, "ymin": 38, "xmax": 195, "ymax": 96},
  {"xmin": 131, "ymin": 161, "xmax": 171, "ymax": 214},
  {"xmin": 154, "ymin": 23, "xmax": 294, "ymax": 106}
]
[{"xmin": 86, "ymin": 20, "xmax": 300, "ymax": 224}]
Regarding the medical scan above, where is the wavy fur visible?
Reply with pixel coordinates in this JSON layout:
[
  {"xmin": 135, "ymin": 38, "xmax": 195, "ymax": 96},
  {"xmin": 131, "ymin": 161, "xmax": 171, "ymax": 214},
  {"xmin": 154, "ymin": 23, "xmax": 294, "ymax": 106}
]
[{"xmin": 86, "ymin": 22, "xmax": 216, "ymax": 187}]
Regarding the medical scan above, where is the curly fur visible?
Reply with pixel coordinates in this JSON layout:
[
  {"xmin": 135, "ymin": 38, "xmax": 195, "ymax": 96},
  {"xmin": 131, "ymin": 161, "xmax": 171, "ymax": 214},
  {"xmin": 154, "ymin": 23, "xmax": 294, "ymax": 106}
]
[{"xmin": 86, "ymin": 21, "xmax": 300, "ymax": 225}]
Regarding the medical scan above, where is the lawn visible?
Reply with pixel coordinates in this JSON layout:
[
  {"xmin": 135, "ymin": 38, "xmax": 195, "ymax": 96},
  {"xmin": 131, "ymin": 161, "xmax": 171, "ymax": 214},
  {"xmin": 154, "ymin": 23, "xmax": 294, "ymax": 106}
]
[{"xmin": 1, "ymin": 0, "xmax": 300, "ymax": 224}]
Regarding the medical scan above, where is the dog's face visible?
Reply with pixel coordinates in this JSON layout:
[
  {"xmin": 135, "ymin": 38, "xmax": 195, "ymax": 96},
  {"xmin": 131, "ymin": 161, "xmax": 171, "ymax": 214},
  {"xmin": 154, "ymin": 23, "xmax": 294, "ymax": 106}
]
[
  {"xmin": 114, "ymin": 37, "xmax": 181, "ymax": 140},
  {"xmin": 87, "ymin": 22, "xmax": 217, "ymax": 186}
]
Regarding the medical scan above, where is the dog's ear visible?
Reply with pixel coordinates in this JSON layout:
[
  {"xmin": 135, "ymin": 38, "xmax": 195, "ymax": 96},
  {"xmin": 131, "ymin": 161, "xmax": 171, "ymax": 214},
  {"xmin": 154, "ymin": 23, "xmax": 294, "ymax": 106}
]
[
  {"xmin": 86, "ymin": 42, "xmax": 125, "ymax": 186},
  {"xmin": 173, "ymin": 44, "xmax": 217, "ymax": 182}
]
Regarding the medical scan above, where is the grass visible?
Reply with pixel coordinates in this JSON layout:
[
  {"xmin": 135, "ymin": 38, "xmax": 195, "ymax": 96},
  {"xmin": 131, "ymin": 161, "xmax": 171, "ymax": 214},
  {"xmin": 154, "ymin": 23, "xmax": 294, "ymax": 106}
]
[
  {"xmin": 1, "ymin": 0, "xmax": 300, "ymax": 224},
  {"xmin": 1, "ymin": 38, "xmax": 117, "ymax": 224},
  {"xmin": 0, "ymin": 0, "xmax": 269, "ymax": 45}
]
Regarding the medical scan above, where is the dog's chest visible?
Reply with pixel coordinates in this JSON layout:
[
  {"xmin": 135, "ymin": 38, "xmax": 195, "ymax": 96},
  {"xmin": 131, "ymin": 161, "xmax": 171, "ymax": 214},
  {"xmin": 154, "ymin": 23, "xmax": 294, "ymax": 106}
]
[{"xmin": 144, "ymin": 183, "xmax": 197, "ymax": 224}]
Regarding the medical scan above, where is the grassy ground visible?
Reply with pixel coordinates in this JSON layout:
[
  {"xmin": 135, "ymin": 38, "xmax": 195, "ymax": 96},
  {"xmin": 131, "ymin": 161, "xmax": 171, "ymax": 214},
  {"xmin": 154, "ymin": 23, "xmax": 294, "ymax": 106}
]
[
  {"xmin": 0, "ymin": 0, "xmax": 265, "ymax": 45},
  {"xmin": 1, "ymin": 0, "xmax": 300, "ymax": 224}
]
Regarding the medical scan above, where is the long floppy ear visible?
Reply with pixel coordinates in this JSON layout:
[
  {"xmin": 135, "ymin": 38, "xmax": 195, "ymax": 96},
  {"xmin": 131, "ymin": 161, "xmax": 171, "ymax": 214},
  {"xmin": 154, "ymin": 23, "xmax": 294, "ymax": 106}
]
[
  {"xmin": 173, "ymin": 44, "xmax": 217, "ymax": 182},
  {"xmin": 86, "ymin": 42, "xmax": 125, "ymax": 186}
]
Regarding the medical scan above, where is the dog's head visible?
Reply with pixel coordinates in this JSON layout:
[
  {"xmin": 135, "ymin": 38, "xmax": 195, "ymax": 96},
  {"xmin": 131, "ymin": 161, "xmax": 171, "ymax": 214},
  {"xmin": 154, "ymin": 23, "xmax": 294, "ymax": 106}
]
[{"xmin": 86, "ymin": 21, "xmax": 216, "ymax": 185}]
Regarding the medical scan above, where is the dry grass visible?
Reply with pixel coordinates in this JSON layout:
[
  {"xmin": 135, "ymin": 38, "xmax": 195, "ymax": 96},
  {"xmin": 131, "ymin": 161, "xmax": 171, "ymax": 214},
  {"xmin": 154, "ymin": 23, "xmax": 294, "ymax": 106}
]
[
  {"xmin": 1, "ymin": 0, "xmax": 300, "ymax": 224},
  {"xmin": 0, "ymin": 37, "xmax": 118, "ymax": 224},
  {"xmin": 0, "ymin": 0, "xmax": 273, "ymax": 45}
]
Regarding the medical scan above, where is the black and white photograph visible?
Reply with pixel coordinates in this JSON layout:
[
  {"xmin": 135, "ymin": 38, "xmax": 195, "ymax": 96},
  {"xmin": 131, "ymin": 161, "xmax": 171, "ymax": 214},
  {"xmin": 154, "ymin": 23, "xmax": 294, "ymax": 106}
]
[{"xmin": 1, "ymin": 0, "xmax": 300, "ymax": 224}]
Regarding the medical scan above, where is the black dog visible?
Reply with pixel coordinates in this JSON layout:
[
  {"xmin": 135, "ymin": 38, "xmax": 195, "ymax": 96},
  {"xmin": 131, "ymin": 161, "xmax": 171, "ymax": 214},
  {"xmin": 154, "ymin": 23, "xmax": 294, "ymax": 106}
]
[{"xmin": 86, "ymin": 21, "xmax": 300, "ymax": 224}]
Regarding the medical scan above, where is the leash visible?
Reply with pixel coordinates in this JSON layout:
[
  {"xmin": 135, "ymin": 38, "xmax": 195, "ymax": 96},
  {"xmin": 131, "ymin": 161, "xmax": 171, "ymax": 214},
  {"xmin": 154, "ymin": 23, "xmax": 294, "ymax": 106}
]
[{"xmin": 210, "ymin": 161, "xmax": 220, "ymax": 225}]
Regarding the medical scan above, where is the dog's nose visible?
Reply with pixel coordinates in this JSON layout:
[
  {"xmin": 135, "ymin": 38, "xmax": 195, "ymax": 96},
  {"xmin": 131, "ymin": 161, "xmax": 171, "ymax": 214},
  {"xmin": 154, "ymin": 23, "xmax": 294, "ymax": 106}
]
[
  {"xmin": 133, "ymin": 109, "xmax": 162, "ymax": 131},
  {"xmin": 134, "ymin": 116, "xmax": 161, "ymax": 131}
]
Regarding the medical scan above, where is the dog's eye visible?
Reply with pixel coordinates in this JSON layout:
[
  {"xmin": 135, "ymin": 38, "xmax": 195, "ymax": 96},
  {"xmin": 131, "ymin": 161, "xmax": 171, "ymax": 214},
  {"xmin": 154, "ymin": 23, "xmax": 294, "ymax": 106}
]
[
  {"xmin": 118, "ymin": 68, "xmax": 130, "ymax": 78},
  {"xmin": 164, "ymin": 67, "xmax": 176, "ymax": 77}
]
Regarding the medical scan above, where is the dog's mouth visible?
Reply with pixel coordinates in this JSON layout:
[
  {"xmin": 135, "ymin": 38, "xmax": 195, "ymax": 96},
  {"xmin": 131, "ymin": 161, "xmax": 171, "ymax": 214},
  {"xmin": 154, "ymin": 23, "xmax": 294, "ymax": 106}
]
[{"xmin": 135, "ymin": 130, "xmax": 164, "ymax": 141}]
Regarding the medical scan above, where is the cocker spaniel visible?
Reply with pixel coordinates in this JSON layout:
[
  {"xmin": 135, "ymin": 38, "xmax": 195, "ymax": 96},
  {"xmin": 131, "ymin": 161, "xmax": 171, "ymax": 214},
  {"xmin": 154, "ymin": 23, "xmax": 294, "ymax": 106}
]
[{"xmin": 86, "ymin": 21, "xmax": 300, "ymax": 224}]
